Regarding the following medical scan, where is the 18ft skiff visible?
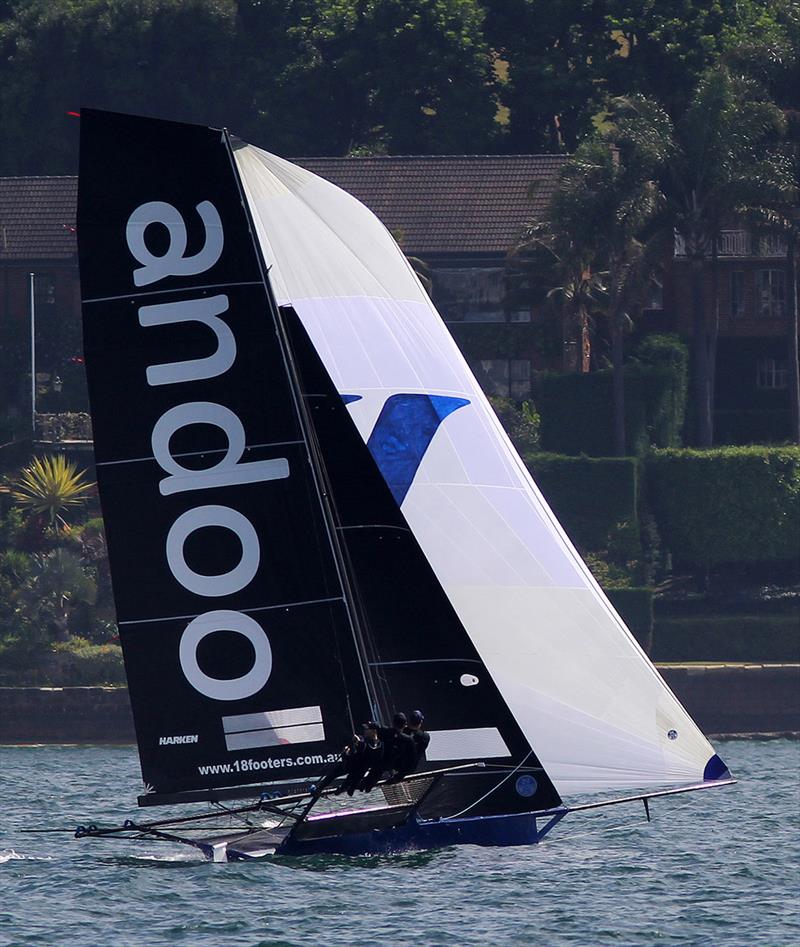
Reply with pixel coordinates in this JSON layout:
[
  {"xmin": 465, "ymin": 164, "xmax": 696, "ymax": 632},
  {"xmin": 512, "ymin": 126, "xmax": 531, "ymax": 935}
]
[{"xmin": 74, "ymin": 110, "xmax": 732, "ymax": 860}]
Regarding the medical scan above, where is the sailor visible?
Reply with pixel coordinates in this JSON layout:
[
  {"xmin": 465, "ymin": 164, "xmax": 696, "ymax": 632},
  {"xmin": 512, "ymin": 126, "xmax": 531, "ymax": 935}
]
[
  {"xmin": 312, "ymin": 724, "xmax": 378, "ymax": 798},
  {"xmin": 405, "ymin": 709, "xmax": 430, "ymax": 766},
  {"xmin": 338, "ymin": 724, "xmax": 384, "ymax": 796},
  {"xmin": 362, "ymin": 712, "xmax": 416, "ymax": 790}
]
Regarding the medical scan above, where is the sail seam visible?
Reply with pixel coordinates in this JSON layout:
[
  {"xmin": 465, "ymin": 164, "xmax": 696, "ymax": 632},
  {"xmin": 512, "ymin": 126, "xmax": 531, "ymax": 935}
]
[
  {"xmin": 95, "ymin": 440, "xmax": 304, "ymax": 467},
  {"xmin": 368, "ymin": 658, "xmax": 481, "ymax": 666},
  {"xmin": 336, "ymin": 524, "xmax": 411, "ymax": 533},
  {"xmin": 118, "ymin": 595, "xmax": 346, "ymax": 626},
  {"xmin": 82, "ymin": 280, "xmax": 264, "ymax": 304}
]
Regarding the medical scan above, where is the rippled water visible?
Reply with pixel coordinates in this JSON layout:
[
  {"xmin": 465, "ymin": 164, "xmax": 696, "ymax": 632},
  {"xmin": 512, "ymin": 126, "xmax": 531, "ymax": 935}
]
[{"xmin": 1, "ymin": 740, "xmax": 798, "ymax": 946}]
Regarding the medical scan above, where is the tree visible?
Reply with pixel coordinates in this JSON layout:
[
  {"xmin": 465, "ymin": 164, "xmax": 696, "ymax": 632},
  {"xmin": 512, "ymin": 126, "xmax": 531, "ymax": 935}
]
[
  {"xmin": 7, "ymin": 454, "xmax": 95, "ymax": 529},
  {"xmin": 0, "ymin": 0, "xmax": 244, "ymax": 174},
  {"xmin": 482, "ymin": 0, "xmax": 790, "ymax": 154},
  {"xmin": 0, "ymin": 0, "xmax": 498, "ymax": 172},
  {"xmin": 517, "ymin": 101, "xmax": 670, "ymax": 455},
  {"xmin": 657, "ymin": 66, "xmax": 793, "ymax": 445},
  {"xmin": 239, "ymin": 0, "xmax": 497, "ymax": 156},
  {"xmin": 13, "ymin": 548, "xmax": 97, "ymax": 642},
  {"xmin": 483, "ymin": 0, "xmax": 613, "ymax": 152}
]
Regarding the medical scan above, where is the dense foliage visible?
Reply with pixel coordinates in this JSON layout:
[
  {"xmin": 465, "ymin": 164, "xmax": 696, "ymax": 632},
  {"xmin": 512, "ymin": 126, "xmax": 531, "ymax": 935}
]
[
  {"xmin": 0, "ymin": 0, "xmax": 795, "ymax": 172},
  {"xmin": 537, "ymin": 350, "xmax": 688, "ymax": 457},
  {"xmin": 647, "ymin": 446, "xmax": 800, "ymax": 566},
  {"xmin": 0, "ymin": 458, "xmax": 120, "ymax": 684}
]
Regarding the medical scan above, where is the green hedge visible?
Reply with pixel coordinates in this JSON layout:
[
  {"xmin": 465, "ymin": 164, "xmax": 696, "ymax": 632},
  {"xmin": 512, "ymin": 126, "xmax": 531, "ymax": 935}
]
[
  {"xmin": 647, "ymin": 446, "xmax": 800, "ymax": 566},
  {"xmin": 651, "ymin": 614, "xmax": 800, "ymax": 662},
  {"xmin": 525, "ymin": 453, "xmax": 638, "ymax": 551},
  {"xmin": 605, "ymin": 587, "xmax": 654, "ymax": 653},
  {"xmin": 539, "ymin": 361, "xmax": 686, "ymax": 457},
  {"xmin": 0, "ymin": 639, "xmax": 125, "ymax": 686}
]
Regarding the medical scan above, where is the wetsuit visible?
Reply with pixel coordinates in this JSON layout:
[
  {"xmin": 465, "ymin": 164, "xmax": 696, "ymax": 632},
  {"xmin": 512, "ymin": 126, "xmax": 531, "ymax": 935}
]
[
  {"xmin": 366, "ymin": 726, "xmax": 417, "ymax": 787},
  {"xmin": 407, "ymin": 727, "xmax": 430, "ymax": 766},
  {"xmin": 342, "ymin": 737, "xmax": 384, "ymax": 795},
  {"xmin": 313, "ymin": 735, "xmax": 368, "ymax": 796}
]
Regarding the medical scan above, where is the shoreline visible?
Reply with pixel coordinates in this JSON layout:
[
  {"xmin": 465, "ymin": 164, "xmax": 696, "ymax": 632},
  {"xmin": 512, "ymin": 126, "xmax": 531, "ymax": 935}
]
[{"xmin": 1, "ymin": 663, "xmax": 797, "ymax": 744}]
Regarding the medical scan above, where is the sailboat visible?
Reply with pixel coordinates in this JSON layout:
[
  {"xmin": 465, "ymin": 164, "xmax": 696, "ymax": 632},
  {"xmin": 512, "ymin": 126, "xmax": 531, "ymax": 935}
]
[{"xmin": 74, "ymin": 110, "xmax": 733, "ymax": 861}]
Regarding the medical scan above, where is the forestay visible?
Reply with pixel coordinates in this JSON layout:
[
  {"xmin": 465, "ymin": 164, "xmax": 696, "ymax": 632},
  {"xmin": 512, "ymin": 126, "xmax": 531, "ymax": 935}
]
[{"xmin": 233, "ymin": 144, "xmax": 725, "ymax": 797}]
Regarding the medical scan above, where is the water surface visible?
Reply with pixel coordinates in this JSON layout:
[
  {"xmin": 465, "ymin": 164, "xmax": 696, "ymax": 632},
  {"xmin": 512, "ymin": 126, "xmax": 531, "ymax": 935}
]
[{"xmin": 1, "ymin": 740, "xmax": 798, "ymax": 946}]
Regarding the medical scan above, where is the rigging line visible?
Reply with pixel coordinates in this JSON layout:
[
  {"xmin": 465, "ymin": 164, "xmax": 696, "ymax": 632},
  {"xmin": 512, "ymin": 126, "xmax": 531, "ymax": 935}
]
[
  {"xmin": 442, "ymin": 751, "xmax": 534, "ymax": 821},
  {"xmin": 82, "ymin": 280, "xmax": 263, "ymax": 304}
]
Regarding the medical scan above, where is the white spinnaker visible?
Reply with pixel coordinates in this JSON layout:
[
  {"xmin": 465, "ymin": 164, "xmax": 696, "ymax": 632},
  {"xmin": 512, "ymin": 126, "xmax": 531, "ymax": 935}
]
[{"xmin": 233, "ymin": 143, "xmax": 718, "ymax": 798}]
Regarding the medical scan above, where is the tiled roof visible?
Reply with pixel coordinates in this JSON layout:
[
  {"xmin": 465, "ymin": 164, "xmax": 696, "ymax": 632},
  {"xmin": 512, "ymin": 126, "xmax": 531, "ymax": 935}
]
[
  {"xmin": 297, "ymin": 155, "xmax": 566, "ymax": 255},
  {"xmin": 0, "ymin": 176, "xmax": 78, "ymax": 261},
  {"xmin": 0, "ymin": 155, "xmax": 565, "ymax": 261}
]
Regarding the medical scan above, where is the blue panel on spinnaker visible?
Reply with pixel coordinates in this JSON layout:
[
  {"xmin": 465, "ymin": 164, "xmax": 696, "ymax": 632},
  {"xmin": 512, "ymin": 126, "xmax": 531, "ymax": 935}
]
[
  {"xmin": 366, "ymin": 394, "xmax": 469, "ymax": 505},
  {"xmin": 703, "ymin": 754, "xmax": 730, "ymax": 781},
  {"xmin": 341, "ymin": 394, "xmax": 362, "ymax": 405}
]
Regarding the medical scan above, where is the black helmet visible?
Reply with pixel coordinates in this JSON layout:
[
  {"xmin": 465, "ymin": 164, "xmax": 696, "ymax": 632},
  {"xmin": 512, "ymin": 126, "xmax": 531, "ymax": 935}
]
[{"xmin": 409, "ymin": 710, "xmax": 424, "ymax": 725}]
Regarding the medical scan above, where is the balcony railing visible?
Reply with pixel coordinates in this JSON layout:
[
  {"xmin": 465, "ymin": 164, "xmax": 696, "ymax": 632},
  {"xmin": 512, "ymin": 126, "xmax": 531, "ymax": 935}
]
[{"xmin": 674, "ymin": 230, "xmax": 788, "ymax": 258}]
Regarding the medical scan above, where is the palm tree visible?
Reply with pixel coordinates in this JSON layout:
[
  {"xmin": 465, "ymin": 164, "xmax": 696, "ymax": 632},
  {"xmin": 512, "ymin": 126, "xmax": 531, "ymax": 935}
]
[
  {"xmin": 14, "ymin": 548, "xmax": 98, "ymax": 642},
  {"xmin": 519, "ymin": 105, "xmax": 670, "ymax": 454},
  {"xmin": 7, "ymin": 454, "xmax": 95, "ymax": 529},
  {"xmin": 516, "ymin": 185, "xmax": 604, "ymax": 375}
]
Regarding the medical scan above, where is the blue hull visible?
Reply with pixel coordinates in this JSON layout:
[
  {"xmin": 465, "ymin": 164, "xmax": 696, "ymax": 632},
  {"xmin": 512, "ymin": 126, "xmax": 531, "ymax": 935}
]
[{"xmin": 275, "ymin": 809, "xmax": 563, "ymax": 858}]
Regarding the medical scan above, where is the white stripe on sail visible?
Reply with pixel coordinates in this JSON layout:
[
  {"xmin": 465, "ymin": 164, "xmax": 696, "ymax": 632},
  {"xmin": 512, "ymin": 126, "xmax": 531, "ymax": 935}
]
[
  {"xmin": 426, "ymin": 728, "xmax": 511, "ymax": 762},
  {"xmin": 225, "ymin": 722, "xmax": 326, "ymax": 751},
  {"xmin": 222, "ymin": 705, "xmax": 323, "ymax": 734}
]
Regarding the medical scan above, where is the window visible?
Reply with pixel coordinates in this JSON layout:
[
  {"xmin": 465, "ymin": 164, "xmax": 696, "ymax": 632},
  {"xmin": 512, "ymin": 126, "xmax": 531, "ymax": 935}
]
[
  {"xmin": 432, "ymin": 268, "xmax": 505, "ymax": 323},
  {"xmin": 510, "ymin": 359, "xmax": 531, "ymax": 399},
  {"xmin": 474, "ymin": 359, "xmax": 531, "ymax": 398},
  {"xmin": 756, "ymin": 269, "xmax": 786, "ymax": 319},
  {"xmin": 643, "ymin": 278, "xmax": 663, "ymax": 311},
  {"xmin": 756, "ymin": 357, "xmax": 788, "ymax": 390},
  {"xmin": 33, "ymin": 274, "xmax": 56, "ymax": 307},
  {"xmin": 476, "ymin": 359, "xmax": 509, "ymax": 395},
  {"xmin": 509, "ymin": 309, "xmax": 532, "ymax": 323},
  {"xmin": 729, "ymin": 270, "xmax": 746, "ymax": 320}
]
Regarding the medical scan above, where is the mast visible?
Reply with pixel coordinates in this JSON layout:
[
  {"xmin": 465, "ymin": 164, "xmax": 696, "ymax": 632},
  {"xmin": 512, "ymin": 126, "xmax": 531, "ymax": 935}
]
[{"xmin": 221, "ymin": 130, "xmax": 387, "ymax": 726}]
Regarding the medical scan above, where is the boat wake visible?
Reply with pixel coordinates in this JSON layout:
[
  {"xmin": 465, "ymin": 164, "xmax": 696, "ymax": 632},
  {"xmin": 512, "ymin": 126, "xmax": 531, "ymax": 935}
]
[{"xmin": 0, "ymin": 849, "xmax": 53, "ymax": 864}]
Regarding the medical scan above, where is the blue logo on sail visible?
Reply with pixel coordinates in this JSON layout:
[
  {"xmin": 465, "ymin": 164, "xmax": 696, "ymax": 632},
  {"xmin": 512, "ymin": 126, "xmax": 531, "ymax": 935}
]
[{"xmin": 342, "ymin": 392, "xmax": 469, "ymax": 505}]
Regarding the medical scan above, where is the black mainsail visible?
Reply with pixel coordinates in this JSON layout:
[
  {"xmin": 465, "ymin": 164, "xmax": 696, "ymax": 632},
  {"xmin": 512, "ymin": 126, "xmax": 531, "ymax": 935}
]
[{"xmin": 78, "ymin": 110, "xmax": 372, "ymax": 798}]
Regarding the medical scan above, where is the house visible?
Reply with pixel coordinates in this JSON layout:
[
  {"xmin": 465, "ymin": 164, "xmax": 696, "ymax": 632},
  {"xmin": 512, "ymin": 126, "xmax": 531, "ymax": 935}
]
[
  {"xmin": 0, "ymin": 157, "xmax": 566, "ymax": 425},
  {"xmin": 0, "ymin": 178, "xmax": 81, "ymax": 423},
  {"xmin": 1, "ymin": 164, "xmax": 794, "ymax": 443},
  {"xmin": 669, "ymin": 229, "xmax": 794, "ymax": 440}
]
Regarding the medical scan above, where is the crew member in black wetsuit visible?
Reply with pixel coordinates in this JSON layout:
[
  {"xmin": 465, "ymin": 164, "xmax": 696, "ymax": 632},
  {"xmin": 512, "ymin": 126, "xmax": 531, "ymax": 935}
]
[
  {"xmin": 311, "ymin": 724, "xmax": 382, "ymax": 798},
  {"xmin": 361, "ymin": 712, "xmax": 416, "ymax": 791},
  {"xmin": 405, "ymin": 709, "xmax": 430, "ymax": 767},
  {"xmin": 338, "ymin": 724, "xmax": 384, "ymax": 796}
]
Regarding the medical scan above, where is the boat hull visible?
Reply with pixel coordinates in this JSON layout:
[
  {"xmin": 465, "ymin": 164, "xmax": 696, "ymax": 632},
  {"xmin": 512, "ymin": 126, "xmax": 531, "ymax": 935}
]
[{"xmin": 219, "ymin": 810, "xmax": 555, "ymax": 860}]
